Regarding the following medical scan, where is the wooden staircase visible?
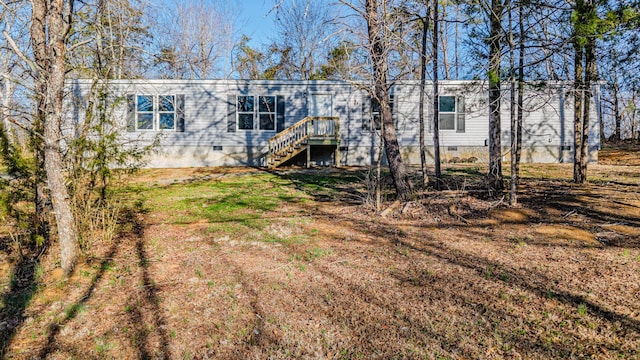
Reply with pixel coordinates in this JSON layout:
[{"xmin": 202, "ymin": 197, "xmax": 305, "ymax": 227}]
[{"xmin": 267, "ymin": 116, "xmax": 340, "ymax": 169}]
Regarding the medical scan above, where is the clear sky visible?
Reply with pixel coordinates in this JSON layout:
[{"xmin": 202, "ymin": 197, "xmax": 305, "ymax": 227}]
[{"xmin": 239, "ymin": 0, "xmax": 278, "ymax": 48}]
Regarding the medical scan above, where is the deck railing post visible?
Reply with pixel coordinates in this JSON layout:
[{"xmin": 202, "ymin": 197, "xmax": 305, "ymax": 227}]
[{"xmin": 268, "ymin": 116, "xmax": 341, "ymax": 168}]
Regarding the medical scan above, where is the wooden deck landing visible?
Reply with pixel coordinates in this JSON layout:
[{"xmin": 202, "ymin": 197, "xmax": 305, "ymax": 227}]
[{"xmin": 267, "ymin": 117, "xmax": 340, "ymax": 169}]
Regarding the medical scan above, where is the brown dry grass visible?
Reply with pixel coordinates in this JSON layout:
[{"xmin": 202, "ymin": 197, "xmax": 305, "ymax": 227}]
[
  {"xmin": 599, "ymin": 143, "xmax": 640, "ymax": 166},
  {"xmin": 1, "ymin": 146, "xmax": 639, "ymax": 359}
]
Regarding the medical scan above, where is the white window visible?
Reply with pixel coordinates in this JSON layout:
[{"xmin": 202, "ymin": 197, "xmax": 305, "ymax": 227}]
[
  {"xmin": 237, "ymin": 95, "xmax": 277, "ymax": 131},
  {"xmin": 438, "ymin": 96, "xmax": 465, "ymax": 132},
  {"xmin": 136, "ymin": 94, "xmax": 176, "ymax": 131},
  {"xmin": 439, "ymin": 96, "xmax": 456, "ymax": 130},
  {"xmin": 136, "ymin": 95, "xmax": 154, "ymax": 130},
  {"xmin": 158, "ymin": 95, "xmax": 176, "ymax": 130}
]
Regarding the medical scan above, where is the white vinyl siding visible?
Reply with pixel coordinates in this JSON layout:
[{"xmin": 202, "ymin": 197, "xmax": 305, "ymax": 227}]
[{"xmin": 64, "ymin": 79, "xmax": 599, "ymax": 167}]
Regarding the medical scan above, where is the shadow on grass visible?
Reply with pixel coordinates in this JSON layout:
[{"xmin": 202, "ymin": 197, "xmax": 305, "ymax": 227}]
[
  {"xmin": 219, "ymin": 256, "xmax": 282, "ymax": 352},
  {"xmin": 517, "ymin": 181, "xmax": 640, "ymax": 247},
  {"xmin": 306, "ymin": 205, "xmax": 640, "ymax": 357},
  {"xmin": 36, "ymin": 226, "xmax": 125, "ymax": 357},
  {"xmin": 0, "ymin": 238, "xmax": 46, "ymax": 357},
  {"xmin": 125, "ymin": 211, "xmax": 171, "ymax": 360},
  {"xmin": 271, "ymin": 168, "xmax": 373, "ymax": 205},
  {"xmin": 37, "ymin": 206, "xmax": 171, "ymax": 359}
]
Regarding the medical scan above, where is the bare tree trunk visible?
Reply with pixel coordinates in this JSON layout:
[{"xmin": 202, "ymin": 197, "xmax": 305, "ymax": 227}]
[
  {"xmin": 487, "ymin": 0, "xmax": 504, "ymax": 192},
  {"xmin": 439, "ymin": 3, "xmax": 449, "ymax": 79},
  {"xmin": 31, "ymin": 0, "xmax": 79, "ymax": 275},
  {"xmin": 516, "ymin": 1, "xmax": 524, "ymax": 181},
  {"xmin": 376, "ymin": 124, "xmax": 383, "ymax": 211},
  {"xmin": 632, "ymin": 102, "xmax": 638, "ymax": 142},
  {"xmin": 509, "ymin": 0, "xmax": 517, "ymax": 206},
  {"xmin": 581, "ymin": 30, "xmax": 597, "ymax": 182},
  {"xmin": 454, "ymin": 4, "xmax": 459, "ymax": 79},
  {"xmin": 432, "ymin": 0, "xmax": 441, "ymax": 189},
  {"xmin": 630, "ymin": 92, "xmax": 639, "ymax": 142},
  {"xmin": 613, "ymin": 83, "xmax": 621, "ymax": 142},
  {"xmin": 365, "ymin": 0, "xmax": 412, "ymax": 200},
  {"xmin": 573, "ymin": 43, "xmax": 584, "ymax": 183},
  {"xmin": 30, "ymin": 0, "xmax": 51, "ymax": 243},
  {"xmin": 1, "ymin": 77, "xmax": 15, "ymax": 142},
  {"xmin": 419, "ymin": 16, "xmax": 429, "ymax": 189}
]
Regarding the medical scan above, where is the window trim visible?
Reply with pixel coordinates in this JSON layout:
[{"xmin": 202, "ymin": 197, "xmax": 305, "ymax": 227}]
[
  {"xmin": 438, "ymin": 95, "xmax": 457, "ymax": 131},
  {"xmin": 135, "ymin": 94, "xmax": 155, "ymax": 132},
  {"xmin": 367, "ymin": 95, "xmax": 394, "ymax": 131},
  {"xmin": 258, "ymin": 95, "xmax": 276, "ymax": 131},
  {"xmin": 236, "ymin": 95, "xmax": 278, "ymax": 131},
  {"xmin": 158, "ymin": 94, "xmax": 177, "ymax": 131},
  {"xmin": 135, "ymin": 94, "xmax": 177, "ymax": 132},
  {"xmin": 236, "ymin": 95, "xmax": 255, "ymax": 131}
]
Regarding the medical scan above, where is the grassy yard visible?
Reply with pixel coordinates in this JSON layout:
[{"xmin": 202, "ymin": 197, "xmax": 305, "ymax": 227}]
[{"xmin": 1, "ymin": 152, "xmax": 639, "ymax": 359}]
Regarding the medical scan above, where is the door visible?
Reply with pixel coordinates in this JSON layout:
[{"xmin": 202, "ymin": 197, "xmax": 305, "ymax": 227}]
[{"xmin": 309, "ymin": 94, "xmax": 332, "ymax": 117}]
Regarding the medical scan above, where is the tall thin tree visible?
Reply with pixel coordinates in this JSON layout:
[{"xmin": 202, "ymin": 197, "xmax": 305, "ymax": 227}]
[
  {"xmin": 487, "ymin": 0, "xmax": 504, "ymax": 192},
  {"xmin": 432, "ymin": 0, "xmax": 442, "ymax": 189},
  {"xmin": 418, "ymin": 12, "xmax": 430, "ymax": 188},
  {"xmin": 364, "ymin": 0, "xmax": 413, "ymax": 200},
  {"xmin": 30, "ymin": 0, "xmax": 79, "ymax": 275}
]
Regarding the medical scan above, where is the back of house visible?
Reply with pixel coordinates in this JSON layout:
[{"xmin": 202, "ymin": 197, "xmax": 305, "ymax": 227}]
[{"xmin": 66, "ymin": 79, "xmax": 600, "ymax": 168}]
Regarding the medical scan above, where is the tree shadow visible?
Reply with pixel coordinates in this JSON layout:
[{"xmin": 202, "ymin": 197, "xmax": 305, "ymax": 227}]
[
  {"xmin": 270, "ymin": 168, "xmax": 374, "ymax": 205},
  {"xmin": 308, "ymin": 206, "xmax": 640, "ymax": 356},
  {"xmin": 36, "ymin": 231, "xmax": 124, "ymax": 357},
  {"xmin": 37, "ymin": 206, "xmax": 171, "ymax": 358},
  {"xmin": 393, "ymin": 233, "xmax": 640, "ymax": 341},
  {"xmin": 124, "ymin": 211, "xmax": 171, "ymax": 359},
  {"xmin": 516, "ymin": 181, "xmax": 640, "ymax": 247},
  {"xmin": 0, "ymin": 238, "xmax": 46, "ymax": 357},
  {"xmin": 219, "ymin": 256, "xmax": 281, "ymax": 351}
]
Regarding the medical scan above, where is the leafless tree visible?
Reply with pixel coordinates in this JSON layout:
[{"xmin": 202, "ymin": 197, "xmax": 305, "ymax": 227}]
[
  {"xmin": 152, "ymin": 0, "xmax": 237, "ymax": 79},
  {"xmin": 431, "ymin": 0, "xmax": 442, "ymax": 189},
  {"xmin": 342, "ymin": 0, "xmax": 413, "ymax": 200},
  {"xmin": 271, "ymin": 0, "xmax": 337, "ymax": 80},
  {"xmin": 508, "ymin": 0, "xmax": 517, "ymax": 205},
  {"xmin": 487, "ymin": 0, "xmax": 505, "ymax": 192},
  {"xmin": 29, "ymin": 0, "xmax": 79, "ymax": 275},
  {"xmin": 417, "ymin": 5, "xmax": 430, "ymax": 188},
  {"xmin": 88, "ymin": 0, "xmax": 151, "ymax": 79}
]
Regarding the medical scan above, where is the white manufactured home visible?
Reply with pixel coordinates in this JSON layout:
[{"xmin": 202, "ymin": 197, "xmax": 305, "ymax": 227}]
[{"xmin": 66, "ymin": 79, "xmax": 600, "ymax": 168}]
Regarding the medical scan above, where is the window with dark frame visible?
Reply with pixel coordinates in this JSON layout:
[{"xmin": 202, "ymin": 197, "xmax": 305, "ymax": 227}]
[
  {"xmin": 258, "ymin": 96, "xmax": 276, "ymax": 130},
  {"xmin": 237, "ymin": 96, "xmax": 255, "ymax": 130},
  {"xmin": 367, "ymin": 96, "xmax": 393, "ymax": 131},
  {"xmin": 236, "ymin": 95, "xmax": 278, "ymax": 131},
  {"xmin": 371, "ymin": 98, "xmax": 381, "ymax": 130}
]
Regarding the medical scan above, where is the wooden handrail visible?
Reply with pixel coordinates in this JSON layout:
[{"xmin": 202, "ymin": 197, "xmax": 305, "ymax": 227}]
[{"xmin": 268, "ymin": 116, "xmax": 339, "ymax": 164}]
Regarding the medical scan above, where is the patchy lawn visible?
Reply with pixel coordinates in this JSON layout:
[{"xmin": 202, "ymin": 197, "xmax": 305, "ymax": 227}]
[{"xmin": 1, "ymin": 151, "xmax": 639, "ymax": 359}]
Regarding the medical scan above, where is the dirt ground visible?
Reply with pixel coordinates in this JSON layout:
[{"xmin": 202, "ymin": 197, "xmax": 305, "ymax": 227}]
[{"xmin": 1, "ymin": 146, "xmax": 639, "ymax": 359}]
